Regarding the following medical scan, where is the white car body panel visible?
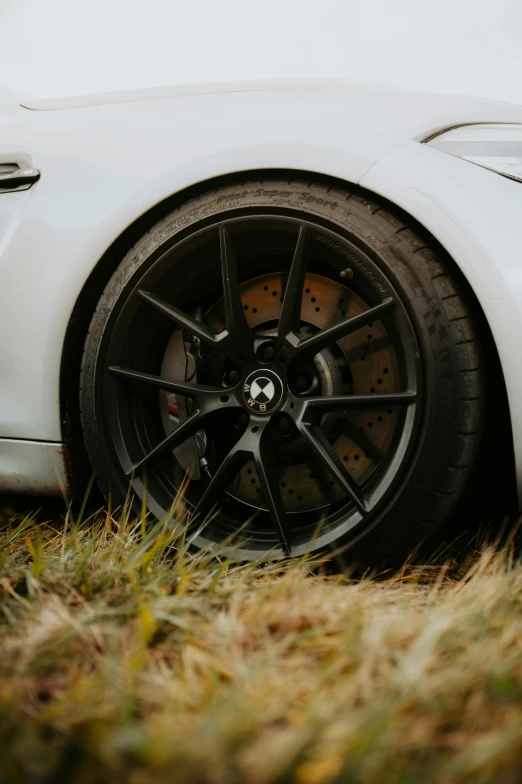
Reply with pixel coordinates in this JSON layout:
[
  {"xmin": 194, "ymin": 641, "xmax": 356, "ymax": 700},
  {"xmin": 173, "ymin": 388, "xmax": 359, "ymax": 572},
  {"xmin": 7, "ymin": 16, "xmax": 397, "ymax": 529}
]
[
  {"xmin": 1, "ymin": 79, "xmax": 522, "ymax": 498},
  {"xmin": 0, "ymin": 440, "xmax": 66, "ymax": 495},
  {"xmin": 361, "ymin": 143, "xmax": 522, "ymax": 502}
]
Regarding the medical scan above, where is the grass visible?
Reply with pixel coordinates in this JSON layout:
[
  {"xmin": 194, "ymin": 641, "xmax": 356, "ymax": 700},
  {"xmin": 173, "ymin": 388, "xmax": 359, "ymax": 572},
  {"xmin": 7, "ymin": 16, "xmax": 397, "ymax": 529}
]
[{"xmin": 1, "ymin": 497, "xmax": 522, "ymax": 783}]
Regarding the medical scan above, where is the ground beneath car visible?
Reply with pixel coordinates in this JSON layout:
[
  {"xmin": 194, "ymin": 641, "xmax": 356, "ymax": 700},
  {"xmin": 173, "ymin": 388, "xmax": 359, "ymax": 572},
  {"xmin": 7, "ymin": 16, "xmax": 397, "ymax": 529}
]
[{"xmin": 1, "ymin": 500, "xmax": 522, "ymax": 783}]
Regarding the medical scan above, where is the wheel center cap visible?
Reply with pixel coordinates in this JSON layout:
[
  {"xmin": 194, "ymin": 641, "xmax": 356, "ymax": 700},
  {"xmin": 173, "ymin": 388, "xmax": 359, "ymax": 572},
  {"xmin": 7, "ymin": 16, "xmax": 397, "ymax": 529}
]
[{"xmin": 243, "ymin": 369, "xmax": 284, "ymax": 414}]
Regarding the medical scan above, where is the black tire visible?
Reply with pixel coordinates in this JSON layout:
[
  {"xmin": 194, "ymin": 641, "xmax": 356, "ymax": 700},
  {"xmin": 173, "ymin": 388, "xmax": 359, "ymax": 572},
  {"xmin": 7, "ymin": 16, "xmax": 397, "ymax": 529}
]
[{"xmin": 80, "ymin": 179, "xmax": 483, "ymax": 566}]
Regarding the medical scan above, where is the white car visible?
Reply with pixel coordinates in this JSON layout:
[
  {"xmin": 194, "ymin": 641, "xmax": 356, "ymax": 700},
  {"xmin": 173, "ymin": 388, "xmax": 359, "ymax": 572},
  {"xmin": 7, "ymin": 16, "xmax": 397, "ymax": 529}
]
[{"xmin": 2, "ymin": 79, "xmax": 522, "ymax": 564}]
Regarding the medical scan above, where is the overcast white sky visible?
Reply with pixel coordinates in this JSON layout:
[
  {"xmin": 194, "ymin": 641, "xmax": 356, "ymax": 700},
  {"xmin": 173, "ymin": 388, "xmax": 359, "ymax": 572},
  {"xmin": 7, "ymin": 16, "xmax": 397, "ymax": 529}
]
[{"xmin": 1, "ymin": 0, "xmax": 522, "ymax": 105}]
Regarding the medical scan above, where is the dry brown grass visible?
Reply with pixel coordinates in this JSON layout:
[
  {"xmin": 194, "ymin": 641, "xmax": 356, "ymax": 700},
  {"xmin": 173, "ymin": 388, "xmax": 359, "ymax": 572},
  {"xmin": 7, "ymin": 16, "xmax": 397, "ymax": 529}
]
[{"xmin": 1, "ymin": 504, "xmax": 522, "ymax": 783}]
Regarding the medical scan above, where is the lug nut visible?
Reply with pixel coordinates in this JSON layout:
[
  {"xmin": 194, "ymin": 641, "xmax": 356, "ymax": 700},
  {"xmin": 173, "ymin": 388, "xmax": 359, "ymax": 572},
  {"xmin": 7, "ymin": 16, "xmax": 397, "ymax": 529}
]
[
  {"xmin": 278, "ymin": 417, "xmax": 291, "ymax": 434},
  {"xmin": 263, "ymin": 345, "xmax": 275, "ymax": 362},
  {"xmin": 295, "ymin": 374, "xmax": 308, "ymax": 391},
  {"xmin": 228, "ymin": 370, "xmax": 240, "ymax": 384}
]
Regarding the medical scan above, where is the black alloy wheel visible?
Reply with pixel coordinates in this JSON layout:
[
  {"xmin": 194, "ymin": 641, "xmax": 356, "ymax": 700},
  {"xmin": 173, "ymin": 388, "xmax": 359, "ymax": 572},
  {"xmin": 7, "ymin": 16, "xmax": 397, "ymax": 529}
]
[{"xmin": 81, "ymin": 180, "xmax": 483, "ymax": 565}]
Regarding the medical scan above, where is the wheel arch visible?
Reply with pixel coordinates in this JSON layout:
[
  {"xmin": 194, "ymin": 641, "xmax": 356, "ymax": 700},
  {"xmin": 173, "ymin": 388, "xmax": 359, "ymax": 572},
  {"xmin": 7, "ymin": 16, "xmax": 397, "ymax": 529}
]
[{"xmin": 60, "ymin": 168, "xmax": 517, "ymax": 518}]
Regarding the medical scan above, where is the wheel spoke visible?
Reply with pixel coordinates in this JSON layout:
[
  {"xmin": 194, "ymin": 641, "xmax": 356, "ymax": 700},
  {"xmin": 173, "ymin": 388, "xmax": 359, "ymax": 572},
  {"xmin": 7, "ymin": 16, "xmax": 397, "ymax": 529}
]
[
  {"xmin": 192, "ymin": 436, "xmax": 251, "ymax": 517},
  {"xmin": 344, "ymin": 421, "xmax": 384, "ymax": 465},
  {"xmin": 278, "ymin": 225, "xmax": 307, "ymax": 347},
  {"xmin": 108, "ymin": 366, "xmax": 226, "ymax": 398},
  {"xmin": 219, "ymin": 225, "xmax": 254, "ymax": 358},
  {"xmin": 302, "ymin": 390, "xmax": 417, "ymax": 416},
  {"xmin": 299, "ymin": 423, "xmax": 368, "ymax": 514},
  {"xmin": 254, "ymin": 432, "xmax": 292, "ymax": 555},
  {"xmin": 292, "ymin": 297, "xmax": 394, "ymax": 361},
  {"xmin": 127, "ymin": 410, "xmax": 205, "ymax": 476},
  {"xmin": 137, "ymin": 289, "xmax": 225, "ymax": 345}
]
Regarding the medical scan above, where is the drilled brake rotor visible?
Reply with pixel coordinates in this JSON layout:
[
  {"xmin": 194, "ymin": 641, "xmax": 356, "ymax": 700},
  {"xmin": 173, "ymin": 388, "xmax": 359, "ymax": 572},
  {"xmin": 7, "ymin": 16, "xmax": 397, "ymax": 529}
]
[{"xmin": 161, "ymin": 272, "xmax": 400, "ymax": 514}]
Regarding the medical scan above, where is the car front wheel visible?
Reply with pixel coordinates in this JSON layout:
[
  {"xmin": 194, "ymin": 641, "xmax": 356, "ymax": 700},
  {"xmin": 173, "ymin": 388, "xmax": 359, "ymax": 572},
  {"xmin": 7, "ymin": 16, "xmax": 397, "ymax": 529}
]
[{"xmin": 80, "ymin": 180, "xmax": 483, "ymax": 565}]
